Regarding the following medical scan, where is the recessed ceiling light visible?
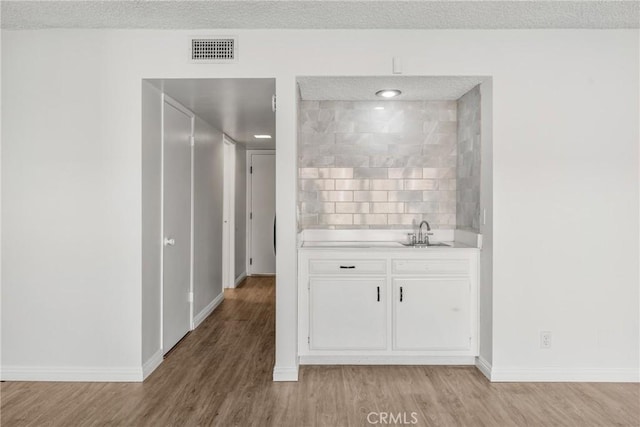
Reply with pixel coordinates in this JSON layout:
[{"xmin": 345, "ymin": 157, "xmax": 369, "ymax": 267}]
[
  {"xmin": 375, "ymin": 89, "xmax": 401, "ymax": 98},
  {"xmin": 374, "ymin": 106, "xmax": 385, "ymax": 110},
  {"xmin": 254, "ymin": 135, "xmax": 272, "ymax": 139}
]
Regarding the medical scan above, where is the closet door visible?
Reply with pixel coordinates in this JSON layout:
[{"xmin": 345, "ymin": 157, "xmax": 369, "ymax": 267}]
[
  {"xmin": 249, "ymin": 153, "xmax": 276, "ymax": 274},
  {"xmin": 162, "ymin": 99, "xmax": 193, "ymax": 354}
]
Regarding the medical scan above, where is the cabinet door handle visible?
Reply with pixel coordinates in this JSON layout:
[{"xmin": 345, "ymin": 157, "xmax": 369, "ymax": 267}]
[
  {"xmin": 400, "ymin": 286, "xmax": 403, "ymax": 302},
  {"xmin": 339, "ymin": 265, "xmax": 356, "ymax": 269},
  {"xmin": 377, "ymin": 286, "xmax": 380, "ymax": 302}
]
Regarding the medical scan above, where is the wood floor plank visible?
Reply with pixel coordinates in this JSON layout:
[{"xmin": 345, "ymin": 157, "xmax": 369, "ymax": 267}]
[{"xmin": 2, "ymin": 276, "xmax": 638, "ymax": 426}]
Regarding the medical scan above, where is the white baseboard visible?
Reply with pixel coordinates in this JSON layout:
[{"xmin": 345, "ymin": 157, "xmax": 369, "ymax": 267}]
[
  {"xmin": 142, "ymin": 349, "xmax": 163, "ymax": 380},
  {"xmin": 490, "ymin": 367, "xmax": 640, "ymax": 383},
  {"xmin": 299, "ymin": 355, "xmax": 475, "ymax": 365},
  {"xmin": 192, "ymin": 291, "xmax": 224, "ymax": 329},
  {"xmin": 475, "ymin": 356, "xmax": 492, "ymax": 380},
  {"xmin": 273, "ymin": 365, "xmax": 299, "ymax": 381},
  {"xmin": 234, "ymin": 271, "xmax": 247, "ymax": 287},
  {"xmin": 0, "ymin": 366, "xmax": 143, "ymax": 382}
]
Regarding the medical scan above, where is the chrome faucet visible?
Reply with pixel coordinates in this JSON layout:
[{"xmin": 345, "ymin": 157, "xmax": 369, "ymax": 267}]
[{"xmin": 418, "ymin": 220, "xmax": 432, "ymax": 244}]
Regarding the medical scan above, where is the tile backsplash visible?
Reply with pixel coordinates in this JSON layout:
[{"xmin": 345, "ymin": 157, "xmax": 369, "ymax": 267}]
[
  {"xmin": 456, "ymin": 86, "xmax": 481, "ymax": 232},
  {"xmin": 298, "ymin": 100, "xmax": 457, "ymax": 229}
]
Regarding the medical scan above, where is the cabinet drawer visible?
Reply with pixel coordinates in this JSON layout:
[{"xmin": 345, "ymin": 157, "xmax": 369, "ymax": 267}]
[
  {"xmin": 392, "ymin": 259, "xmax": 469, "ymax": 275},
  {"xmin": 309, "ymin": 259, "xmax": 386, "ymax": 275}
]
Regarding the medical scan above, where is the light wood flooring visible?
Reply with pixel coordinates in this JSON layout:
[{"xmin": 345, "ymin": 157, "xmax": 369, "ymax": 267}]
[{"xmin": 1, "ymin": 276, "xmax": 638, "ymax": 426}]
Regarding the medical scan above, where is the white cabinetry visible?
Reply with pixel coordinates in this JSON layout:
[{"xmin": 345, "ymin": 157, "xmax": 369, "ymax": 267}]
[
  {"xmin": 393, "ymin": 278, "xmax": 471, "ymax": 351},
  {"xmin": 310, "ymin": 278, "xmax": 386, "ymax": 350},
  {"xmin": 298, "ymin": 247, "xmax": 479, "ymax": 365}
]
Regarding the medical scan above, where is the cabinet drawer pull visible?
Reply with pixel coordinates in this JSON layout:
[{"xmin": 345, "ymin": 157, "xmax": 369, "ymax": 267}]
[
  {"xmin": 377, "ymin": 286, "xmax": 380, "ymax": 302},
  {"xmin": 339, "ymin": 265, "xmax": 356, "ymax": 269},
  {"xmin": 400, "ymin": 286, "xmax": 404, "ymax": 302}
]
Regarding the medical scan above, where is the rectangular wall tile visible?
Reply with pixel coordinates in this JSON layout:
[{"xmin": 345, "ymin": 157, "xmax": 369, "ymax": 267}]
[
  {"xmin": 388, "ymin": 168, "xmax": 422, "ymax": 179},
  {"xmin": 301, "ymin": 202, "xmax": 335, "ymax": 214},
  {"xmin": 299, "ymin": 179, "xmax": 335, "ymax": 191},
  {"xmin": 387, "ymin": 214, "xmax": 422, "ymax": 225},
  {"xmin": 387, "ymin": 190, "xmax": 423, "ymax": 202},
  {"xmin": 299, "ymin": 191, "xmax": 318, "ymax": 201},
  {"xmin": 299, "ymin": 155, "xmax": 335, "ymax": 167},
  {"xmin": 353, "ymin": 214, "xmax": 388, "ymax": 225},
  {"xmin": 335, "ymin": 155, "xmax": 369, "ymax": 167},
  {"xmin": 298, "ymin": 100, "xmax": 460, "ymax": 230},
  {"xmin": 370, "ymin": 179, "xmax": 404, "ymax": 190},
  {"xmin": 299, "ymin": 168, "xmax": 319, "ymax": 179},
  {"xmin": 407, "ymin": 202, "xmax": 439, "ymax": 213},
  {"xmin": 354, "ymin": 191, "xmax": 388, "ymax": 202},
  {"xmin": 318, "ymin": 191, "xmax": 354, "ymax": 202},
  {"xmin": 329, "ymin": 168, "xmax": 354, "ymax": 179},
  {"xmin": 318, "ymin": 214, "xmax": 353, "ymax": 225},
  {"xmin": 371, "ymin": 203, "xmax": 405, "ymax": 214},
  {"xmin": 353, "ymin": 167, "xmax": 388, "ymax": 179},
  {"xmin": 335, "ymin": 202, "xmax": 370, "ymax": 214},
  {"xmin": 335, "ymin": 179, "xmax": 370, "ymax": 190},
  {"xmin": 404, "ymin": 179, "xmax": 438, "ymax": 190}
]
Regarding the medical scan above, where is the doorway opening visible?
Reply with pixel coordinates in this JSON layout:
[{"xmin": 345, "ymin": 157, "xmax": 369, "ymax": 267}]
[{"xmin": 141, "ymin": 78, "xmax": 276, "ymax": 368}]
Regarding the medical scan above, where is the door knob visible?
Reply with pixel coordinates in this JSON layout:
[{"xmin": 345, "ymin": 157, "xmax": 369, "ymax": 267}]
[{"xmin": 164, "ymin": 237, "xmax": 175, "ymax": 246}]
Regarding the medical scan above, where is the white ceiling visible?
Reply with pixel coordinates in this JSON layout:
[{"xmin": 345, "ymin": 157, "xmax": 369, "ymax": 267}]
[
  {"xmin": 148, "ymin": 78, "xmax": 276, "ymax": 149},
  {"xmin": 2, "ymin": 1, "xmax": 638, "ymax": 30},
  {"xmin": 298, "ymin": 76, "xmax": 487, "ymax": 101}
]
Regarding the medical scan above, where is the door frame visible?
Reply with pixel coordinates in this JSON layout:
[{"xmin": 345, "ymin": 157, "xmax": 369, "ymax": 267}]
[
  {"xmin": 246, "ymin": 149, "xmax": 276, "ymax": 276},
  {"xmin": 160, "ymin": 93, "xmax": 195, "ymax": 352},
  {"xmin": 222, "ymin": 135, "xmax": 236, "ymax": 288}
]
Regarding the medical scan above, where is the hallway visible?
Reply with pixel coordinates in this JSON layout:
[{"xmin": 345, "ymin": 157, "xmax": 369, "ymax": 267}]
[{"xmin": 1, "ymin": 277, "xmax": 638, "ymax": 426}]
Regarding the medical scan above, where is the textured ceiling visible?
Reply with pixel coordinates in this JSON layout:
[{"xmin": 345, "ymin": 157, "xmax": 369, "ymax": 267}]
[
  {"xmin": 2, "ymin": 1, "xmax": 638, "ymax": 30},
  {"xmin": 298, "ymin": 76, "xmax": 487, "ymax": 101},
  {"xmin": 148, "ymin": 78, "xmax": 276, "ymax": 149}
]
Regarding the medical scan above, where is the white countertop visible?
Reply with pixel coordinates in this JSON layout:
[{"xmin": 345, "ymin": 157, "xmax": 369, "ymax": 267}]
[
  {"xmin": 300, "ymin": 240, "xmax": 477, "ymax": 249},
  {"xmin": 297, "ymin": 229, "xmax": 482, "ymax": 250}
]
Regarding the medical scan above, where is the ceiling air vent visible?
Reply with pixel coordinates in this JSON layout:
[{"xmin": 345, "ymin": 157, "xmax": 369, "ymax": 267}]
[{"xmin": 189, "ymin": 36, "xmax": 238, "ymax": 63}]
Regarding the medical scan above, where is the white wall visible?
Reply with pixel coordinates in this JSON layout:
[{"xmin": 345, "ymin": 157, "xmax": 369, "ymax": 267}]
[
  {"xmin": 490, "ymin": 34, "xmax": 639, "ymax": 380},
  {"xmin": 141, "ymin": 81, "xmax": 162, "ymax": 366},
  {"xmin": 192, "ymin": 116, "xmax": 224, "ymax": 316},
  {"xmin": 479, "ymin": 81, "xmax": 494, "ymax": 368},
  {"xmin": 235, "ymin": 144, "xmax": 247, "ymax": 281},
  {"xmin": 0, "ymin": 23, "xmax": 4, "ymax": 373},
  {"xmin": 2, "ymin": 32, "xmax": 142, "ymax": 380},
  {"xmin": 1, "ymin": 29, "xmax": 638, "ymax": 382}
]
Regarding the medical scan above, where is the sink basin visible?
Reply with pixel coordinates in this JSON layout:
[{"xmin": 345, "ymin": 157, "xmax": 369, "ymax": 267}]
[{"xmin": 401, "ymin": 242, "xmax": 451, "ymax": 248}]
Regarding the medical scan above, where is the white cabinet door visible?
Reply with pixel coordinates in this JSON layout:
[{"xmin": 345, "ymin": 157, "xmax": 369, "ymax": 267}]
[
  {"xmin": 393, "ymin": 278, "xmax": 471, "ymax": 351},
  {"xmin": 310, "ymin": 278, "xmax": 386, "ymax": 350}
]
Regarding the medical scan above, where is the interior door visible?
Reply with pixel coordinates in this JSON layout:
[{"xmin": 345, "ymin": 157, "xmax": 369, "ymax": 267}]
[
  {"xmin": 222, "ymin": 141, "xmax": 235, "ymax": 288},
  {"xmin": 393, "ymin": 278, "xmax": 471, "ymax": 351},
  {"xmin": 162, "ymin": 100, "xmax": 192, "ymax": 355},
  {"xmin": 250, "ymin": 153, "xmax": 276, "ymax": 274}
]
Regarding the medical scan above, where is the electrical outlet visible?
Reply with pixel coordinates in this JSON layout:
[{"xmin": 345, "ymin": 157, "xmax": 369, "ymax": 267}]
[{"xmin": 540, "ymin": 331, "xmax": 552, "ymax": 349}]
